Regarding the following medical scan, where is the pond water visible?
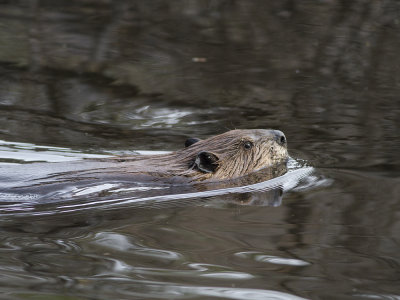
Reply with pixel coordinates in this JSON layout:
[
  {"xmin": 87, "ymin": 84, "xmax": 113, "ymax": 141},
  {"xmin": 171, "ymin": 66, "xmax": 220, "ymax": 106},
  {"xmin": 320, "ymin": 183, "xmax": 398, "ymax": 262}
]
[{"xmin": 0, "ymin": 1, "xmax": 399, "ymax": 299}]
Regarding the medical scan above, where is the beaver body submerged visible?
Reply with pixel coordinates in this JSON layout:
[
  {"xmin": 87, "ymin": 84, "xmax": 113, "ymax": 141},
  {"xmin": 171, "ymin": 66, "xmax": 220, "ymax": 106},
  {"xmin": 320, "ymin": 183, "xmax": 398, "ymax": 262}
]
[{"xmin": 104, "ymin": 129, "xmax": 288, "ymax": 182}]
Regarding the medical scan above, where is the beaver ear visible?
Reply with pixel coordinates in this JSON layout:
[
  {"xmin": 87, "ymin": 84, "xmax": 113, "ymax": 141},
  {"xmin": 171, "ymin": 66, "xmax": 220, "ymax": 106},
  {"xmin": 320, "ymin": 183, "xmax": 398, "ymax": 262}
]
[
  {"xmin": 194, "ymin": 151, "xmax": 219, "ymax": 173},
  {"xmin": 185, "ymin": 138, "xmax": 201, "ymax": 148}
]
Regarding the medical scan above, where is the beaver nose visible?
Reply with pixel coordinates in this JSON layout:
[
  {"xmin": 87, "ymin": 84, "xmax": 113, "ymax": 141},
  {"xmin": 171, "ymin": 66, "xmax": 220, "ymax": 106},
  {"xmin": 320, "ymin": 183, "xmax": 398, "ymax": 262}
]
[{"xmin": 273, "ymin": 130, "xmax": 287, "ymax": 146}]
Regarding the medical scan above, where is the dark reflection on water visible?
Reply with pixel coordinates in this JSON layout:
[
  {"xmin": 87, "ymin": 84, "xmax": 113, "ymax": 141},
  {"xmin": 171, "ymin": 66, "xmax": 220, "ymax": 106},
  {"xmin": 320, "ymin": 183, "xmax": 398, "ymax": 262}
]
[{"xmin": 0, "ymin": 1, "xmax": 400, "ymax": 299}]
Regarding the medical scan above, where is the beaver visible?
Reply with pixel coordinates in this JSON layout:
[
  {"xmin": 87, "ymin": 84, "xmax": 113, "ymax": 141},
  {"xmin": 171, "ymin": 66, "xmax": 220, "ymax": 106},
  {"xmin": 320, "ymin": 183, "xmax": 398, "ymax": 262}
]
[
  {"xmin": 0, "ymin": 129, "xmax": 288, "ymax": 204},
  {"xmin": 106, "ymin": 129, "xmax": 289, "ymax": 182}
]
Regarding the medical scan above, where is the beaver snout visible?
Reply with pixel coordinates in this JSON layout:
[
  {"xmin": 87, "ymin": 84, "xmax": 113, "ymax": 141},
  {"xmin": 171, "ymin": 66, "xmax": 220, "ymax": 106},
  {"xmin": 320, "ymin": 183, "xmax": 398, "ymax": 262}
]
[{"xmin": 273, "ymin": 130, "xmax": 287, "ymax": 146}]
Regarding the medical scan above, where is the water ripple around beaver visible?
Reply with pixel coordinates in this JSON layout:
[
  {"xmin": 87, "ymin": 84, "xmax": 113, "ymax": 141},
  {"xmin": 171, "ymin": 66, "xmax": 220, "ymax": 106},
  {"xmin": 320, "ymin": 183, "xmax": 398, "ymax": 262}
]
[{"xmin": 0, "ymin": 140, "xmax": 327, "ymax": 217}]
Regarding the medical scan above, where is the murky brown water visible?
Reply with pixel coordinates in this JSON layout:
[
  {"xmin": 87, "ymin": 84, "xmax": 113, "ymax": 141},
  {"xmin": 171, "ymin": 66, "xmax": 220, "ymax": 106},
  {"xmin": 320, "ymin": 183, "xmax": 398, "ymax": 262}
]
[{"xmin": 0, "ymin": 1, "xmax": 399, "ymax": 299}]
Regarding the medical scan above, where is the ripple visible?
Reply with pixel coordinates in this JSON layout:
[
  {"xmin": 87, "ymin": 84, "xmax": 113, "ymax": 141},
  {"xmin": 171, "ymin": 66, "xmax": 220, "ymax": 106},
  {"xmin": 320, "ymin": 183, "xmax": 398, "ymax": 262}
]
[
  {"xmin": 72, "ymin": 184, "xmax": 121, "ymax": 196},
  {"xmin": 0, "ymin": 165, "xmax": 318, "ymax": 216},
  {"xmin": 101, "ymin": 259, "xmax": 254, "ymax": 280},
  {"xmin": 199, "ymin": 272, "xmax": 254, "ymax": 279},
  {"xmin": 92, "ymin": 235, "xmax": 254, "ymax": 280},
  {"xmin": 110, "ymin": 186, "xmax": 169, "ymax": 193},
  {"xmin": 123, "ymin": 106, "xmax": 224, "ymax": 129},
  {"xmin": 78, "ymin": 277, "xmax": 307, "ymax": 300},
  {"xmin": 0, "ymin": 140, "xmax": 109, "ymax": 163},
  {"xmin": 94, "ymin": 232, "xmax": 136, "ymax": 251},
  {"xmin": 130, "ymin": 249, "xmax": 182, "ymax": 261},
  {"xmin": 50, "ymin": 166, "xmax": 316, "ymax": 214},
  {"xmin": 0, "ymin": 193, "xmax": 40, "ymax": 202},
  {"xmin": 93, "ymin": 232, "xmax": 182, "ymax": 261},
  {"xmin": 353, "ymin": 294, "xmax": 400, "ymax": 300},
  {"xmin": 177, "ymin": 286, "xmax": 307, "ymax": 300},
  {"xmin": 187, "ymin": 263, "xmax": 254, "ymax": 279},
  {"xmin": 131, "ymin": 107, "xmax": 192, "ymax": 128},
  {"xmin": 235, "ymin": 251, "xmax": 310, "ymax": 267}
]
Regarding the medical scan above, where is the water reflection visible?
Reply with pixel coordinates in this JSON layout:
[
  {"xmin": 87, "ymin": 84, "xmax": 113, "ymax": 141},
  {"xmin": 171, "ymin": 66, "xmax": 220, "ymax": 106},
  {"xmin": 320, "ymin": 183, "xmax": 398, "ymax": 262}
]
[{"xmin": 0, "ymin": 0, "xmax": 399, "ymax": 299}]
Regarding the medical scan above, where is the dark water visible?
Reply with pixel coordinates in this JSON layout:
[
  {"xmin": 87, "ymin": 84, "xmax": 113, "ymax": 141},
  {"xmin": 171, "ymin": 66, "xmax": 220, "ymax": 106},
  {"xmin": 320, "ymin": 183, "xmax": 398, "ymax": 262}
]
[{"xmin": 0, "ymin": 1, "xmax": 399, "ymax": 299}]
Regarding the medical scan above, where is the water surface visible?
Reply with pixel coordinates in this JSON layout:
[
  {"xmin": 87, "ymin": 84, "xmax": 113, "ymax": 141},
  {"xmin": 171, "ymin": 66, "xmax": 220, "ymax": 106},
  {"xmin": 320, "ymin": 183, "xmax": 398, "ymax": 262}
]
[{"xmin": 0, "ymin": 1, "xmax": 399, "ymax": 299}]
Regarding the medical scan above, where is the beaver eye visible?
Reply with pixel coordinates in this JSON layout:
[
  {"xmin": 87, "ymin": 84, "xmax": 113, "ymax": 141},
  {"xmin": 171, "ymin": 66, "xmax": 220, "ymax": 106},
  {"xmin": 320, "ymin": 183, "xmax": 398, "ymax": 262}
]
[{"xmin": 243, "ymin": 141, "xmax": 253, "ymax": 150}]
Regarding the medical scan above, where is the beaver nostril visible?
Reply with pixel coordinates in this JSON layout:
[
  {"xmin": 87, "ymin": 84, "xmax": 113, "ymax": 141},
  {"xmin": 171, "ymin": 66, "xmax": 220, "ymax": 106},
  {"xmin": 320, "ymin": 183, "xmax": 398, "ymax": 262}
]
[{"xmin": 280, "ymin": 135, "xmax": 286, "ymax": 145}]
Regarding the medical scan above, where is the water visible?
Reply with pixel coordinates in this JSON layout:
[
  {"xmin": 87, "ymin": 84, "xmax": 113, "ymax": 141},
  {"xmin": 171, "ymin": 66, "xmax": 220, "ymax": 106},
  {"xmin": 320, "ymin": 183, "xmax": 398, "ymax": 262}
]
[{"xmin": 0, "ymin": 1, "xmax": 399, "ymax": 299}]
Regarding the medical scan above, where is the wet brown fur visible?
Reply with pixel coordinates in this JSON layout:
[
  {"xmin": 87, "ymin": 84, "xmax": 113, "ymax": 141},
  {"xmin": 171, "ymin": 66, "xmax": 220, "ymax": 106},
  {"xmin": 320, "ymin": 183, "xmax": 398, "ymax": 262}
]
[{"xmin": 112, "ymin": 129, "xmax": 288, "ymax": 182}]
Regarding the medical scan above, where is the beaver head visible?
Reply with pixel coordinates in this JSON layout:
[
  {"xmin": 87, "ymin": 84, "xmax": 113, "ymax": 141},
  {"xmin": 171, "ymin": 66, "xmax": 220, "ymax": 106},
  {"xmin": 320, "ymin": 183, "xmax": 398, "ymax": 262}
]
[
  {"xmin": 168, "ymin": 129, "xmax": 288, "ymax": 181},
  {"xmin": 105, "ymin": 129, "xmax": 288, "ymax": 182}
]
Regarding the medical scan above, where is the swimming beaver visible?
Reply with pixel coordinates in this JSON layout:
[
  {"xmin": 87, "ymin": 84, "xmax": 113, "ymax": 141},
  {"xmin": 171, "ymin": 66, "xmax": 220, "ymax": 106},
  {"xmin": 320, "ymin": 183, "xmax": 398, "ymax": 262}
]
[
  {"xmin": 0, "ymin": 129, "xmax": 288, "ymax": 203},
  {"xmin": 110, "ymin": 129, "xmax": 288, "ymax": 182}
]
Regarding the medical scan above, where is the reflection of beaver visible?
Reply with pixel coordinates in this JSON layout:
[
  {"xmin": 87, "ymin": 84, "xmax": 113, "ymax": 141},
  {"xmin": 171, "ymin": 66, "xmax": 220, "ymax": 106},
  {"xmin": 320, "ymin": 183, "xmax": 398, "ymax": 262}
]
[{"xmin": 112, "ymin": 129, "xmax": 288, "ymax": 182}]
